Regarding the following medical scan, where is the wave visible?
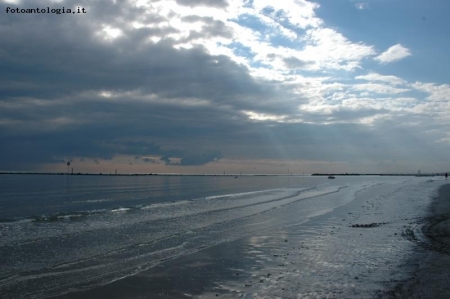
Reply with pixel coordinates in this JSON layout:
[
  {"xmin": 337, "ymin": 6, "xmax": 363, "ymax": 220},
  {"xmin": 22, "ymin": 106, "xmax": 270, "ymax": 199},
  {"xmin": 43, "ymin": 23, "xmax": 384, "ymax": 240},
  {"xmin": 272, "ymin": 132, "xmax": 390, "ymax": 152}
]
[
  {"xmin": 1, "ymin": 185, "xmax": 354, "ymax": 297},
  {"xmin": 0, "ymin": 185, "xmax": 327, "ymax": 228},
  {"xmin": 201, "ymin": 188, "xmax": 281, "ymax": 201},
  {"xmin": 32, "ymin": 211, "xmax": 97, "ymax": 222},
  {"xmin": 0, "ymin": 182, "xmax": 361, "ymax": 299},
  {"xmin": 84, "ymin": 198, "xmax": 113, "ymax": 204},
  {"xmin": 110, "ymin": 208, "xmax": 131, "ymax": 213},
  {"xmin": 140, "ymin": 200, "xmax": 191, "ymax": 210},
  {"xmin": 4, "ymin": 206, "xmax": 135, "ymax": 224}
]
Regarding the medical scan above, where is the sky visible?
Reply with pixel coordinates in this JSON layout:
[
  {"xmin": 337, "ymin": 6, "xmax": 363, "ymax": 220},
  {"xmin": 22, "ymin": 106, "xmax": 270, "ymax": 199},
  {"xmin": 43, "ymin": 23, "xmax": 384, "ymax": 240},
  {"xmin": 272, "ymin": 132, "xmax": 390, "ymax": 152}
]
[{"xmin": 1, "ymin": 0, "xmax": 450, "ymax": 174}]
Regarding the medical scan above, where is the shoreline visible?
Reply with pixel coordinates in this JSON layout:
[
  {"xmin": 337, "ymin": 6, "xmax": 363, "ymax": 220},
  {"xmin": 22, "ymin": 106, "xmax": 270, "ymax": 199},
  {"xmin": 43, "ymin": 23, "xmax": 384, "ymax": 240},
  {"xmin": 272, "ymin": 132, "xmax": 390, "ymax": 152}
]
[
  {"xmin": 0, "ymin": 172, "xmax": 441, "ymax": 177},
  {"xmin": 388, "ymin": 182, "xmax": 450, "ymax": 298}
]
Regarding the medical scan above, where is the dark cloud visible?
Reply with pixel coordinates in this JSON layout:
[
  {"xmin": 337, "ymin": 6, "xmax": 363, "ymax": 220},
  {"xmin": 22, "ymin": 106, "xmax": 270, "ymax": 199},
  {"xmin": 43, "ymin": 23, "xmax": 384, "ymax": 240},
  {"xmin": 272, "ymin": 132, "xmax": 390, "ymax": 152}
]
[
  {"xmin": 142, "ymin": 157, "xmax": 156, "ymax": 163},
  {"xmin": 180, "ymin": 151, "xmax": 223, "ymax": 165},
  {"xmin": 157, "ymin": 149, "xmax": 223, "ymax": 166},
  {"xmin": 0, "ymin": 0, "xmax": 291, "ymax": 164},
  {"xmin": 182, "ymin": 17, "xmax": 233, "ymax": 40},
  {"xmin": 0, "ymin": 124, "xmax": 226, "ymax": 169},
  {"xmin": 160, "ymin": 156, "xmax": 172, "ymax": 165}
]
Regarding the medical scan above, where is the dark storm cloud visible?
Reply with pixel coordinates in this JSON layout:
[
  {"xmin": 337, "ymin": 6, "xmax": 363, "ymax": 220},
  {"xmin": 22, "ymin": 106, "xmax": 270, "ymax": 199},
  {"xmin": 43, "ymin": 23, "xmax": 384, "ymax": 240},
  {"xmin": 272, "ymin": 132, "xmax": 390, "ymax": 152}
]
[
  {"xmin": 0, "ymin": 0, "xmax": 290, "ymax": 129},
  {"xmin": 142, "ymin": 157, "xmax": 156, "ymax": 163},
  {"xmin": 180, "ymin": 151, "xmax": 223, "ymax": 165},
  {"xmin": 160, "ymin": 156, "xmax": 172, "ymax": 165},
  {"xmin": 0, "ymin": 84, "xmax": 243, "ymax": 169},
  {"xmin": 0, "ymin": 121, "xmax": 226, "ymax": 169},
  {"xmin": 160, "ymin": 151, "xmax": 223, "ymax": 166}
]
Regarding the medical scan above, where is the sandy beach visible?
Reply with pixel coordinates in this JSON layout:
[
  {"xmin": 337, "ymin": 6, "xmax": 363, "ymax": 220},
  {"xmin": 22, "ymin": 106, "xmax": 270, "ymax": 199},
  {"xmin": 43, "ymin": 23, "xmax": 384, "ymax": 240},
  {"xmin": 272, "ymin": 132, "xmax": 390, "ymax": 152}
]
[
  {"xmin": 41, "ymin": 179, "xmax": 449, "ymax": 299},
  {"xmin": 388, "ymin": 182, "xmax": 450, "ymax": 299}
]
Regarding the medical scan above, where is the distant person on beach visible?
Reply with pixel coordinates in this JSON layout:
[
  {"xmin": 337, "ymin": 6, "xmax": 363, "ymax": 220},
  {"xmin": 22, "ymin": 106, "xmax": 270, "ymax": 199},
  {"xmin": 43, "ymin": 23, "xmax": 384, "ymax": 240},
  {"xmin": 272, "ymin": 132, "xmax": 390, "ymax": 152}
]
[{"xmin": 446, "ymin": 172, "xmax": 448, "ymax": 179}]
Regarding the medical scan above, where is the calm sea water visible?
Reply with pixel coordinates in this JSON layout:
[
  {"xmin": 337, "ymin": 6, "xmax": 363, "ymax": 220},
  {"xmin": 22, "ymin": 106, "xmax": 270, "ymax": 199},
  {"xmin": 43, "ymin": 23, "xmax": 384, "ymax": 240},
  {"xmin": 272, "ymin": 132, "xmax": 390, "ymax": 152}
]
[
  {"xmin": 0, "ymin": 174, "xmax": 438, "ymax": 298},
  {"xmin": 0, "ymin": 174, "xmax": 328, "ymax": 221}
]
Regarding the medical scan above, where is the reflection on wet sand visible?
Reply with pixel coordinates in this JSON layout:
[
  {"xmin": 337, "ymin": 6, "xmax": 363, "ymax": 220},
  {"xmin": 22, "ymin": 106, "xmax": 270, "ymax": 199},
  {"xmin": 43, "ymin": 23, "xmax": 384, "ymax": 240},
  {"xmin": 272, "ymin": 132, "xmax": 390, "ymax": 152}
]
[
  {"xmin": 54, "ymin": 180, "xmax": 447, "ymax": 299},
  {"xmin": 390, "ymin": 183, "xmax": 450, "ymax": 299}
]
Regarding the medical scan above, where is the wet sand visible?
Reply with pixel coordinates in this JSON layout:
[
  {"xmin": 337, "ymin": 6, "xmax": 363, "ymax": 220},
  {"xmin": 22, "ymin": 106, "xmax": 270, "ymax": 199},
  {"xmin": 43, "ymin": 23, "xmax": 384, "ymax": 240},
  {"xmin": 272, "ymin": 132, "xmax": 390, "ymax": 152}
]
[
  {"xmin": 48, "ymin": 180, "xmax": 447, "ymax": 299},
  {"xmin": 388, "ymin": 182, "xmax": 450, "ymax": 299}
]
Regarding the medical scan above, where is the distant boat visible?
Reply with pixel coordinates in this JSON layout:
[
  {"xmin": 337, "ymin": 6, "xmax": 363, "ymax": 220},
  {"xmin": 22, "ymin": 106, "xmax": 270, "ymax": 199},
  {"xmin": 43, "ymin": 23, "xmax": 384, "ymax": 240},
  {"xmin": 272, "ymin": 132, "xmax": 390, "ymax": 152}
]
[{"xmin": 328, "ymin": 175, "xmax": 335, "ymax": 179}]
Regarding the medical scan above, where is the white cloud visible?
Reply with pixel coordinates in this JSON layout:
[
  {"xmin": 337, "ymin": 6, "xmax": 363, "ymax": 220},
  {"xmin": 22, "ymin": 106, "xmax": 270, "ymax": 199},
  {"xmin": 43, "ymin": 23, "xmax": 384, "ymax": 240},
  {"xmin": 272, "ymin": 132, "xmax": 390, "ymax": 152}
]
[
  {"xmin": 97, "ymin": 26, "xmax": 123, "ymax": 41},
  {"xmin": 300, "ymin": 28, "xmax": 375, "ymax": 71},
  {"xmin": 355, "ymin": 72, "xmax": 406, "ymax": 86},
  {"xmin": 412, "ymin": 82, "xmax": 450, "ymax": 101},
  {"xmin": 352, "ymin": 83, "xmax": 409, "ymax": 95},
  {"xmin": 243, "ymin": 110, "xmax": 287, "ymax": 122},
  {"xmin": 375, "ymin": 44, "xmax": 411, "ymax": 64},
  {"xmin": 252, "ymin": 0, "xmax": 322, "ymax": 29},
  {"xmin": 101, "ymin": 0, "xmax": 377, "ymax": 82},
  {"xmin": 355, "ymin": 3, "xmax": 369, "ymax": 10}
]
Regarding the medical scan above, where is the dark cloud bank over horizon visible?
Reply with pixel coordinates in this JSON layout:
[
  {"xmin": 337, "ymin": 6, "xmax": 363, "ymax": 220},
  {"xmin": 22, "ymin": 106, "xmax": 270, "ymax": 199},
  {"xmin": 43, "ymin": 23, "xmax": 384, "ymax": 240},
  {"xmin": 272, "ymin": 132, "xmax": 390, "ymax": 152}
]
[{"xmin": 1, "ymin": 116, "xmax": 445, "ymax": 171}]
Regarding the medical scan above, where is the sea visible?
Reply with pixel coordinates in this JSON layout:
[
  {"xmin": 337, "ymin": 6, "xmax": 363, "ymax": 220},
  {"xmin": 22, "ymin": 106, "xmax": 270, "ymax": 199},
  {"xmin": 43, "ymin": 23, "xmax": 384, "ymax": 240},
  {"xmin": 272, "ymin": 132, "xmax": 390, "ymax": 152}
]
[{"xmin": 0, "ymin": 174, "xmax": 446, "ymax": 298}]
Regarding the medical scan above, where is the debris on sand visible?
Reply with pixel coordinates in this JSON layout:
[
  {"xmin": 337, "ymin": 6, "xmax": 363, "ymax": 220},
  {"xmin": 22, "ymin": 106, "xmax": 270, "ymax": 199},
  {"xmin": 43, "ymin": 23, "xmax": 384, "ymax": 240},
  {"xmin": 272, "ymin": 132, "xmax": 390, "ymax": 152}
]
[{"xmin": 350, "ymin": 222, "xmax": 388, "ymax": 228}]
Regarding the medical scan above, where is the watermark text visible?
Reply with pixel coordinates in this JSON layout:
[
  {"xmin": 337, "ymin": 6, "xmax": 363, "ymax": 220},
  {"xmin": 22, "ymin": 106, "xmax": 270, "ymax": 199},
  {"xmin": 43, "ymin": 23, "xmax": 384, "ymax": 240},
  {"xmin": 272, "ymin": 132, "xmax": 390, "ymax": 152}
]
[{"xmin": 5, "ymin": 7, "xmax": 86, "ymax": 15}]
